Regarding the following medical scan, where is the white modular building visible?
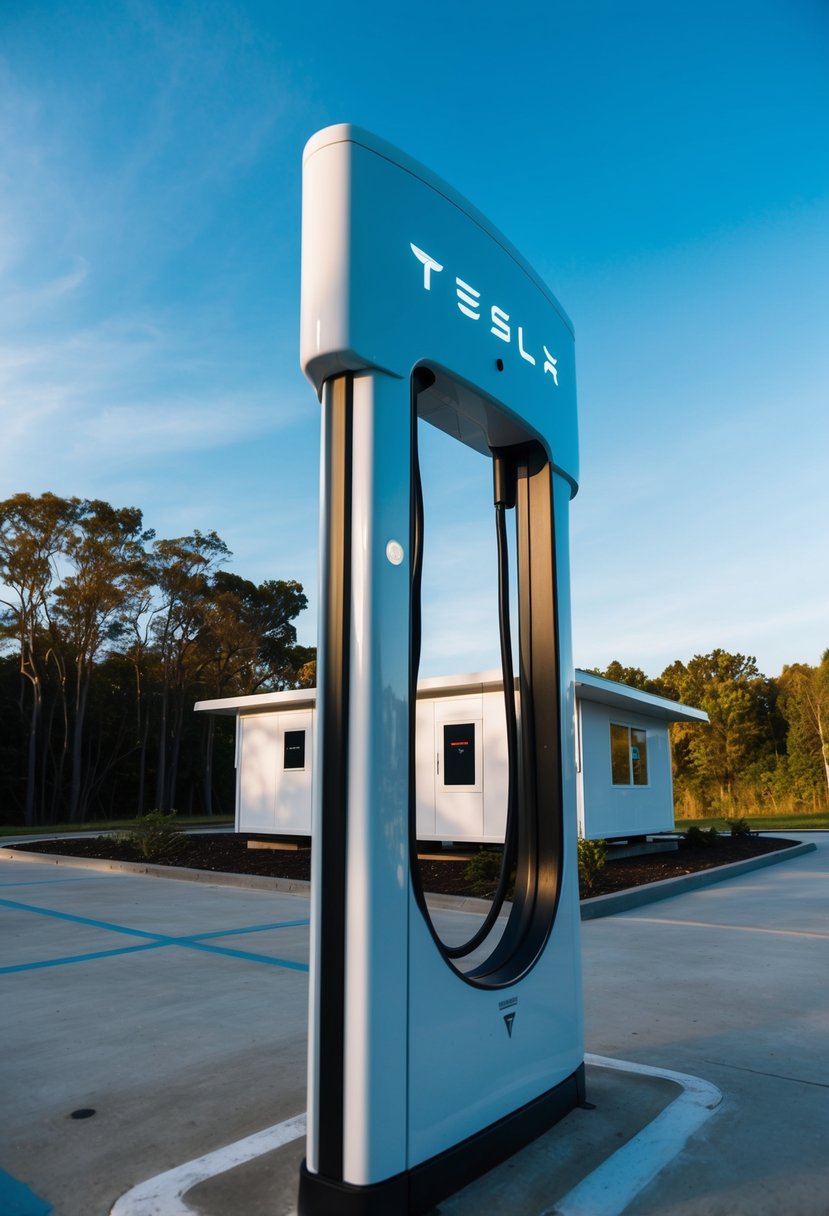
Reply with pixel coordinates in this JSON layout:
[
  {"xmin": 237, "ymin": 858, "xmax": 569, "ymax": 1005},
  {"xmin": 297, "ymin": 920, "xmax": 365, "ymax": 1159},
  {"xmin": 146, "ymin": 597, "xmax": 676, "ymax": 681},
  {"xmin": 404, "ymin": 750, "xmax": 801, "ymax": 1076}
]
[
  {"xmin": 573, "ymin": 671, "xmax": 708, "ymax": 840},
  {"xmin": 195, "ymin": 670, "xmax": 707, "ymax": 843}
]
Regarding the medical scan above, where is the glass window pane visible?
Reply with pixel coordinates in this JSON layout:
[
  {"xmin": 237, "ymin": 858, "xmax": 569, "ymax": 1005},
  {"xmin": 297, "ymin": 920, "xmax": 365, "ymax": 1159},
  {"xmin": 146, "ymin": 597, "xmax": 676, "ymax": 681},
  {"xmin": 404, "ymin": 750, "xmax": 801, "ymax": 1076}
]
[
  {"xmin": 284, "ymin": 730, "xmax": 306, "ymax": 770},
  {"xmin": 610, "ymin": 723, "xmax": 630, "ymax": 784},
  {"xmin": 631, "ymin": 728, "xmax": 648, "ymax": 785},
  {"xmin": 443, "ymin": 723, "xmax": 476, "ymax": 786}
]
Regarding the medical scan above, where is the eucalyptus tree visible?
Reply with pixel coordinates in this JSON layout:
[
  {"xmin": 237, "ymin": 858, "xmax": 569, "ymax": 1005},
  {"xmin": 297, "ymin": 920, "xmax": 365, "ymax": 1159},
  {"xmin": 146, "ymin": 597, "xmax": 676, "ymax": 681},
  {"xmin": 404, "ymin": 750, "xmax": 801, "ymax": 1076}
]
[
  {"xmin": 209, "ymin": 572, "xmax": 310, "ymax": 692},
  {"xmin": 194, "ymin": 572, "xmax": 313, "ymax": 813},
  {"xmin": 150, "ymin": 530, "xmax": 230, "ymax": 811},
  {"xmin": 0, "ymin": 493, "xmax": 78, "ymax": 824},
  {"xmin": 118, "ymin": 548, "xmax": 161, "ymax": 816},
  {"xmin": 53, "ymin": 500, "xmax": 154, "ymax": 821}
]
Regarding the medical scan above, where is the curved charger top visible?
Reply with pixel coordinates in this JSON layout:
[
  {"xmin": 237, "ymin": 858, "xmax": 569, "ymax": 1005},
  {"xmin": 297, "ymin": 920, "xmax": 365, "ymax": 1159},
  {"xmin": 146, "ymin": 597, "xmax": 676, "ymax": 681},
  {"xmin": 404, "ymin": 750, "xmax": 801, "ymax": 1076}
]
[{"xmin": 300, "ymin": 123, "xmax": 579, "ymax": 492}]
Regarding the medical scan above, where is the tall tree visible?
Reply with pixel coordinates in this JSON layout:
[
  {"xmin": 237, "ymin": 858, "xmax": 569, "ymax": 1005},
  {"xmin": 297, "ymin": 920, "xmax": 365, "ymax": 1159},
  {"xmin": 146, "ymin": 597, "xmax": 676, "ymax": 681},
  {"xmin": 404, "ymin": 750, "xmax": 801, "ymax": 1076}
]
[
  {"xmin": 0, "ymin": 493, "xmax": 78, "ymax": 824},
  {"xmin": 659, "ymin": 650, "xmax": 775, "ymax": 799},
  {"xmin": 53, "ymin": 500, "xmax": 153, "ymax": 822},
  {"xmin": 656, "ymin": 651, "xmax": 773, "ymax": 802},
  {"xmin": 150, "ymin": 531, "xmax": 230, "ymax": 811},
  {"xmin": 210, "ymin": 572, "xmax": 310, "ymax": 692},
  {"xmin": 0, "ymin": 491, "xmax": 313, "ymax": 822},
  {"xmin": 778, "ymin": 653, "xmax": 829, "ymax": 803},
  {"xmin": 195, "ymin": 573, "xmax": 313, "ymax": 812}
]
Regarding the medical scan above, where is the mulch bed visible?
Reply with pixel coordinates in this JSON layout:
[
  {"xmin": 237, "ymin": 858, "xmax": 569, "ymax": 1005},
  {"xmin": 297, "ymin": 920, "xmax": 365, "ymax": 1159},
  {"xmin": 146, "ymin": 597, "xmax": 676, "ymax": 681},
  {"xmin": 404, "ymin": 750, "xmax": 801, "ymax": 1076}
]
[{"xmin": 11, "ymin": 832, "xmax": 799, "ymax": 900}]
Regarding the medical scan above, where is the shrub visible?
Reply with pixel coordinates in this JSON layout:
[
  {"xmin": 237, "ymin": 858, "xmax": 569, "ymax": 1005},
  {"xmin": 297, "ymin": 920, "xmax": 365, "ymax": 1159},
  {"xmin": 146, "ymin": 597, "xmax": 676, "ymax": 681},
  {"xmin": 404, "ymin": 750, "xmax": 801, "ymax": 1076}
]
[
  {"xmin": 122, "ymin": 809, "xmax": 186, "ymax": 862},
  {"xmin": 463, "ymin": 849, "xmax": 508, "ymax": 896},
  {"xmin": 683, "ymin": 824, "xmax": 720, "ymax": 848},
  {"xmin": 578, "ymin": 838, "xmax": 607, "ymax": 897},
  {"xmin": 726, "ymin": 817, "xmax": 752, "ymax": 837}
]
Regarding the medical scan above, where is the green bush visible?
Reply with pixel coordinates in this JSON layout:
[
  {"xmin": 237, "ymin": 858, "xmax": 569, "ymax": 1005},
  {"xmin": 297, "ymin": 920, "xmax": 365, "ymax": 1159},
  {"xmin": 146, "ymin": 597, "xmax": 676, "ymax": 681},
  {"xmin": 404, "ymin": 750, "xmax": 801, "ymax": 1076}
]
[
  {"xmin": 578, "ymin": 838, "xmax": 607, "ymax": 897},
  {"xmin": 463, "ymin": 849, "xmax": 509, "ymax": 896},
  {"xmin": 122, "ymin": 809, "xmax": 186, "ymax": 862},
  {"xmin": 683, "ymin": 824, "xmax": 720, "ymax": 848},
  {"xmin": 726, "ymin": 817, "xmax": 752, "ymax": 837}
]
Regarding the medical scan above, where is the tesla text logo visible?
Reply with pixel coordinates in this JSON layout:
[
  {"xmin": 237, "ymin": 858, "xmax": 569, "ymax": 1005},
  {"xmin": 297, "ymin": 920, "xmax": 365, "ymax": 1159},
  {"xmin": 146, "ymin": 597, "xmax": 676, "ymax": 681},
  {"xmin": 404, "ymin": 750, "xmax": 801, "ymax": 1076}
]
[{"xmin": 410, "ymin": 243, "xmax": 559, "ymax": 385}]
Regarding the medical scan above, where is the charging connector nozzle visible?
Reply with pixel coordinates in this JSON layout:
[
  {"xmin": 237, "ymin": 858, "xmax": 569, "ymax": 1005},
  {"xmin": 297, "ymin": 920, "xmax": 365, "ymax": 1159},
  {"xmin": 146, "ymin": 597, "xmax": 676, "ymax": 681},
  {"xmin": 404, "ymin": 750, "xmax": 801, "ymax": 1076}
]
[{"xmin": 491, "ymin": 448, "xmax": 517, "ymax": 510}]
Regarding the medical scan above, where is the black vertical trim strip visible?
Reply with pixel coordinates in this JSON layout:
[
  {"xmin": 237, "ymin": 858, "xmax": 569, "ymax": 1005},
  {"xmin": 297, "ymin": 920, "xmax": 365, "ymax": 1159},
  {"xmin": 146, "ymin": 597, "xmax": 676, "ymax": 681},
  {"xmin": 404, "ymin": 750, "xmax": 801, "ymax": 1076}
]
[
  {"xmin": 317, "ymin": 373, "xmax": 353, "ymax": 1180},
  {"xmin": 521, "ymin": 445, "xmax": 563, "ymax": 929}
]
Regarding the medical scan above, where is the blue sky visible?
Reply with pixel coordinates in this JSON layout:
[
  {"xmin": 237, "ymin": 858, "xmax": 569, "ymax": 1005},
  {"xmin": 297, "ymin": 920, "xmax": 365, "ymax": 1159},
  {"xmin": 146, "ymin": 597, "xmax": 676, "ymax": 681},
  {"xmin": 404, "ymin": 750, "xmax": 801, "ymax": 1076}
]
[{"xmin": 2, "ymin": 0, "xmax": 828, "ymax": 680}]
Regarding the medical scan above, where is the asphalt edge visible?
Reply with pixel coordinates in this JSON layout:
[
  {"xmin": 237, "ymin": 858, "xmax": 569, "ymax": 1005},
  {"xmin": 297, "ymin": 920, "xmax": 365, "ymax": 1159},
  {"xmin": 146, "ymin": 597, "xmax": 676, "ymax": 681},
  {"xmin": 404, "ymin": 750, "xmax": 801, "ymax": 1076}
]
[{"xmin": 0, "ymin": 840, "xmax": 815, "ymax": 919}]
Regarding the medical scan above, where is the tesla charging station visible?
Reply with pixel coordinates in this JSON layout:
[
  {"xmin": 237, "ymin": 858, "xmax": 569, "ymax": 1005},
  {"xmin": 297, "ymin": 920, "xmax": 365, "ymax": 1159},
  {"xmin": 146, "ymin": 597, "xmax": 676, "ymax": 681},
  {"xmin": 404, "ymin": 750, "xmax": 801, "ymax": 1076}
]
[{"xmin": 298, "ymin": 125, "xmax": 584, "ymax": 1214}]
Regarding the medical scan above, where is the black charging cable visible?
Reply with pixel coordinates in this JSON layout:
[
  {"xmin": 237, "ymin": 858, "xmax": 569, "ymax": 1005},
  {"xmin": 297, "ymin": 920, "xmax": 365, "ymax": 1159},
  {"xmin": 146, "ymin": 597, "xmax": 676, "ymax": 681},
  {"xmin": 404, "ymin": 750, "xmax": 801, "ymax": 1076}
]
[
  {"xmin": 409, "ymin": 428, "xmax": 519, "ymax": 959},
  {"xmin": 408, "ymin": 374, "xmax": 520, "ymax": 961},
  {"xmin": 440, "ymin": 451, "xmax": 519, "ymax": 959}
]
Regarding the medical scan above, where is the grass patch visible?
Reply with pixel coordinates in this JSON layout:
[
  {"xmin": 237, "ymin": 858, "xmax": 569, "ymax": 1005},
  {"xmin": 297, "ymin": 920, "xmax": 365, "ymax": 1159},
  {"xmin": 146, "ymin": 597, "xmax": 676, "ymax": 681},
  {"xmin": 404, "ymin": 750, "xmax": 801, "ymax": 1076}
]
[{"xmin": 675, "ymin": 812, "xmax": 829, "ymax": 832}]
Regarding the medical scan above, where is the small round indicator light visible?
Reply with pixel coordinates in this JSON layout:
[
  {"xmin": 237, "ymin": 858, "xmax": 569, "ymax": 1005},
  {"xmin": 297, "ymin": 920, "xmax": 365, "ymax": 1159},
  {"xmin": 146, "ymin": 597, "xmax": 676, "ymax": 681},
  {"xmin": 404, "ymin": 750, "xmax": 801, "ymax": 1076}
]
[{"xmin": 386, "ymin": 540, "xmax": 405, "ymax": 566}]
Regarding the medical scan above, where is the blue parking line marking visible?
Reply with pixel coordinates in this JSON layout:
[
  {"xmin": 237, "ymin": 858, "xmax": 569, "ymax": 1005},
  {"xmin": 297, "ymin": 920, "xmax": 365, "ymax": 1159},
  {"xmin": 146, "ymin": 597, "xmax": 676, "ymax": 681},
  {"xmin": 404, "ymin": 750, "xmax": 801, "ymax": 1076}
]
[
  {"xmin": 0, "ymin": 1167, "xmax": 52, "ymax": 1214},
  {"xmin": 0, "ymin": 896, "xmax": 169, "ymax": 941},
  {"xmin": 0, "ymin": 942, "xmax": 165, "ymax": 975},
  {"xmin": 188, "ymin": 918, "xmax": 310, "ymax": 941},
  {"xmin": 0, "ymin": 898, "xmax": 310, "ymax": 974},
  {"xmin": 180, "ymin": 939, "xmax": 308, "ymax": 971},
  {"xmin": 0, "ymin": 876, "xmax": 111, "ymax": 889}
]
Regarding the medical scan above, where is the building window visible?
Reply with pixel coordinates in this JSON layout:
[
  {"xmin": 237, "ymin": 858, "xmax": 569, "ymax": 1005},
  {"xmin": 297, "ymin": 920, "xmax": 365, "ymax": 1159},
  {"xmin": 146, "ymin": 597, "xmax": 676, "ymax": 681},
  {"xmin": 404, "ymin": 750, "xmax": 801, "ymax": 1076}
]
[
  {"xmin": 610, "ymin": 724, "xmax": 648, "ymax": 786},
  {"xmin": 443, "ymin": 722, "xmax": 476, "ymax": 786},
  {"xmin": 283, "ymin": 730, "xmax": 306, "ymax": 771}
]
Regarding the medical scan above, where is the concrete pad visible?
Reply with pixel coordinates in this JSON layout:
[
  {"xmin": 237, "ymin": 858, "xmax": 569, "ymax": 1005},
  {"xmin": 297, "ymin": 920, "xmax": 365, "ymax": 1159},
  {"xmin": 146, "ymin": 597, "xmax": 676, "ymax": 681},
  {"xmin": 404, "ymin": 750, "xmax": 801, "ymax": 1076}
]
[
  {"xmin": 579, "ymin": 835, "xmax": 829, "ymax": 1215},
  {"xmin": 2, "ymin": 835, "xmax": 827, "ymax": 1216},
  {"xmin": 0, "ymin": 860, "xmax": 310, "ymax": 1216},
  {"xmin": 178, "ymin": 1065, "xmax": 681, "ymax": 1216}
]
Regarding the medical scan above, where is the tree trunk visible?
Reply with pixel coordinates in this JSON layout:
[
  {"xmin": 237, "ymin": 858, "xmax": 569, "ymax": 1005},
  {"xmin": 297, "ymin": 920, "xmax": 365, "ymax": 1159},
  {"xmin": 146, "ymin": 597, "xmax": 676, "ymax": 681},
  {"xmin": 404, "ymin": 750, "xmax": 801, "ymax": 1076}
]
[
  {"xmin": 203, "ymin": 715, "xmax": 215, "ymax": 817},
  {"xmin": 137, "ymin": 709, "xmax": 149, "ymax": 817},
  {"xmin": 167, "ymin": 695, "xmax": 185, "ymax": 812},
  {"xmin": 69, "ymin": 668, "xmax": 91, "ymax": 823},
  {"xmin": 24, "ymin": 681, "xmax": 40, "ymax": 827},
  {"xmin": 816, "ymin": 706, "xmax": 829, "ymax": 801},
  {"xmin": 155, "ymin": 686, "xmax": 169, "ymax": 810},
  {"xmin": 48, "ymin": 657, "xmax": 69, "ymax": 825}
]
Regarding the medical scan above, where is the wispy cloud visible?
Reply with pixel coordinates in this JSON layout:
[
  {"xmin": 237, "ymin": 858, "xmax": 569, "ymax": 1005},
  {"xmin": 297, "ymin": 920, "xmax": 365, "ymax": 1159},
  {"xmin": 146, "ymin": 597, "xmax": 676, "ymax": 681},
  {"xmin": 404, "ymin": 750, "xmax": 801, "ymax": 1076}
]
[
  {"xmin": 1, "ymin": 257, "xmax": 90, "ymax": 324},
  {"xmin": 81, "ymin": 396, "xmax": 286, "ymax": 457}
]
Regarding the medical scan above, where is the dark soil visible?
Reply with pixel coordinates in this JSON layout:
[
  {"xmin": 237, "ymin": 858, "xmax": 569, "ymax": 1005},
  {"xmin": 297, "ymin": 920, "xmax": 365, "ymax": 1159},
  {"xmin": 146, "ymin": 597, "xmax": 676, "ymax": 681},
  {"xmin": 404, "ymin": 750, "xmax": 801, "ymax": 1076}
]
[{"xmin": 12, "ymin": 832, "xmax": 799, "ymax": 900}]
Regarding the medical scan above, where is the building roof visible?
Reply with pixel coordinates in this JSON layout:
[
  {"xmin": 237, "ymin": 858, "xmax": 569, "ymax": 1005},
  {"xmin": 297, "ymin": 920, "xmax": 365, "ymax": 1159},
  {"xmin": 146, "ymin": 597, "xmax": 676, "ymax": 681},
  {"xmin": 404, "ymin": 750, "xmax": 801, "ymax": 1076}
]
[
  {"xmin": 195, "ymin": 669, "xmax": 707, "ymax": 724},
  {"xmin": 574, "ymin": 670, "xmax": 708, "ymax": 724}
]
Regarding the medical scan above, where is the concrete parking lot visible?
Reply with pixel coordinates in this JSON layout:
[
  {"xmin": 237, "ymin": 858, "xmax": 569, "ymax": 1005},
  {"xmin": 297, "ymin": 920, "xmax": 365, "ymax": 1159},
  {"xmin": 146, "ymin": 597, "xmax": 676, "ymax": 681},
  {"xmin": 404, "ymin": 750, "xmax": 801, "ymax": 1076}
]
[{"xmin": 1, "ymin": 835, "xmax": 827, "ymax": 1215}]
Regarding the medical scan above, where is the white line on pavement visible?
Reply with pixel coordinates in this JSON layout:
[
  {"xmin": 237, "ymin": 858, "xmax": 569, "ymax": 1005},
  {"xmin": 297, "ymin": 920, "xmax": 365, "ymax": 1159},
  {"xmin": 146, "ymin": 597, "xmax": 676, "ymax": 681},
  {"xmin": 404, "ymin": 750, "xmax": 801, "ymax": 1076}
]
[
  {"xmin": 109, "ymin": 1112, "xmax": 306, "ymax": 1216},
  {"xmin": 110, "ymin": 1055, "xmax": 721, "ymax": 1216},
  {"xmin": 545, "ymin": 1054, "xmax": 722, "ymax": 1216}
]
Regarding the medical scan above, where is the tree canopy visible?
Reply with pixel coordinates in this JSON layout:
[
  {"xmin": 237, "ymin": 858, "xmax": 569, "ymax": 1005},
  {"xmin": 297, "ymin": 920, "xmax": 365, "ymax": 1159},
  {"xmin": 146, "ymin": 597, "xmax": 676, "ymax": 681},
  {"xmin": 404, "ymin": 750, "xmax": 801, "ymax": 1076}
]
[
  {"xmin": 3, "ymin": 490, "xmax": 827, "ymax": 825},
  {"xmin": 0, "ymin": 493, "xmax": 312, "ymax": 825},
  {"xmin": 593, "ymin": 647, "xmax": 825, "ymax": 815}
]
